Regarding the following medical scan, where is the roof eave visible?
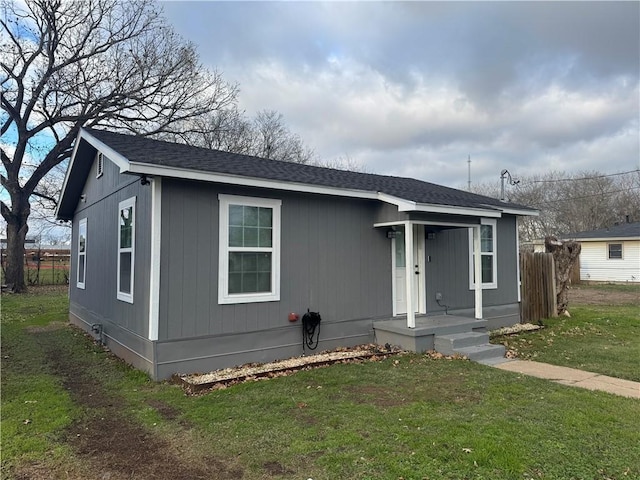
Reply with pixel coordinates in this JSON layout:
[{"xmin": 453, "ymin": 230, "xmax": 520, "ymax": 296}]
[
  {"xmin": 566, "ymin": 236, "xmax": 640, "ymax": 242},
  {"xmin": 127, "ymin": 161, "xmax": 379, "ymax": 200},
  {"xmin": 479, "ymin": 204, "xmax": 539, "ymax": 217},
  {"xmin": 56, "ymin": 128, "xmax": 133, "ymax": 221}
]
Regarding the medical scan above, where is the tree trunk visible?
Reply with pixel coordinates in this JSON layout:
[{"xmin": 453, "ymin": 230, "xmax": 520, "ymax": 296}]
[
  {"xmin": 3, "ymin": 197, "xmax": 30, "ymax": 293},
  {"xmin": 545, "ymin": 236, "xmax": 581, "ymax": 316}
]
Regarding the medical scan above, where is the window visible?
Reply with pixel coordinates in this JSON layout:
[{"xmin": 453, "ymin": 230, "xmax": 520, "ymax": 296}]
[
  {"xmin": 77, "ymin": 218, "xmax": 87, "ymax": 289},
  {"xmin": 117, "ymin": 197, "xmax": 136, "ymax": 302},
  {"xmin": 608, "ymin": 243, "xmax": 623, "ymax": 259},
  {"xmin": 96, "ymin": 153, "xmax": 104, "ymax": 178},
  {"xmin": 469, "ymin": 218, "xmax": 498, "ymax": 289},
  {"xmin": 218, "ymin": 194, "xmax": 281, "ymax": 304}
]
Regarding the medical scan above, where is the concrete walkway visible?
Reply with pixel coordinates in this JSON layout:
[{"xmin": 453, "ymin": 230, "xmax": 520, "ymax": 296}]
[{"xmin": 495, "ymin": 360, "xmax": 640, "ymax": 399}]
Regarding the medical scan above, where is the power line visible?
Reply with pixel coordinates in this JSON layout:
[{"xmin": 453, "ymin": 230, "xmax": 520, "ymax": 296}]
[
  {"xmin": 526, "ymin": 186, "xmax": 640, "ymax": 207},
  {"xmin": 525, "ymin": 169, "xmax": 639, "ymax": 184}
]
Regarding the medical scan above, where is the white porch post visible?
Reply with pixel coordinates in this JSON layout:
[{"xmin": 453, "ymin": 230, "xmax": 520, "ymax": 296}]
[
  {"xmin": 405, "ymin": 222, "xmax": 415, "ymax": 328},
  {"xmin": 473, "ymin": 225, "xmax": 483, "ymax": 319}
]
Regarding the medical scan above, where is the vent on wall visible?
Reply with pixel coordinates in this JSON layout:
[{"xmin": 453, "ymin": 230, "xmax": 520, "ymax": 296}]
[{"xmin": 96, "ymin": 152, "xmax": 104, "ymax": 178}]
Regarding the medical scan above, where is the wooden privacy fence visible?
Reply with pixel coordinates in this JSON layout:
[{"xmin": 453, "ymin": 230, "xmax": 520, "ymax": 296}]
[{"xmin": 520, "ymin": 252, "xmax": 557, "ymax": 324}]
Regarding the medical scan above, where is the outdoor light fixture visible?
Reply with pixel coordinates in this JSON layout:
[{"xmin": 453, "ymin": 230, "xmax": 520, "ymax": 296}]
[{"xmin": 387, "ymin": 229, "xmax": 401, "ymax": 239}]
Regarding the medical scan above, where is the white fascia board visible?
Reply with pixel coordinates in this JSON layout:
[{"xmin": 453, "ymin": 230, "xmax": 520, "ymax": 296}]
[
  {"xmin": 374, "ymin": 219, "xmax": 479, "ymax": 228},
  {"xmin": 376, "ymin": 192, "xmax": 417, "ymax": 211},
  {"xmin": 55, "ymin": 130, "xmax": 84, "ymax": 218},
  {"xmin": 412, "ymin": 203, "xmax": 502, "ymax": 218},
  {"xmin": 377, "ymin": 192, "xmax": 501, "ymax": 218},
  {"xmin": 485, "ymin": 205, "xmax": 539, "ymax": 216},
  {"xmin": 79, "ymin": 130, "xmax": 131, "ymax": 171},
  {"xmin": 127, "ymin": 162, "xmax": 379, "ymax": 200},
  {"xmin": 568, "ymin": 236, "xmax": 640, "ymax": 242}
]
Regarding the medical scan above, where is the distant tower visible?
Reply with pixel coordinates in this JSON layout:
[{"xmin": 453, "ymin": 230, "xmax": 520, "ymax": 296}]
[{"xmin": 467, "ymin": 155, "xmax": 471, "ymax": 191}]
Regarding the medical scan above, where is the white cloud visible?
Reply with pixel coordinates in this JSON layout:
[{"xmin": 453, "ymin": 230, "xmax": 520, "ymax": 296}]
[{"xmin": 161, "ymin": 1, "xmax": 639, "ymax": 188}]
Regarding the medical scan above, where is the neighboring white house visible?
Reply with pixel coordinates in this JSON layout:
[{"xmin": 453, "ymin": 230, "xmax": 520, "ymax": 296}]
[{"xmin": 566, "ymin": 221, "xmax": 640, "ymax": 283}]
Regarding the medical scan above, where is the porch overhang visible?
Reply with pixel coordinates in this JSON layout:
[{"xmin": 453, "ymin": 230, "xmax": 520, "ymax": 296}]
[{"xmin": 376, "ymin": 219, "xmax": 484, "ymax": 329}]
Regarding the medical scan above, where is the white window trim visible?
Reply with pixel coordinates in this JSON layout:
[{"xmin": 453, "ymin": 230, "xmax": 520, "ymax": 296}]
[
  {"xmin": 218, "ymin": 194, "xmax": 281, "ymax": 304},
  {"xmin": 468, "ymin": 218, "xmax": 498, "ymax": 290},
  {"xmin": 77, "ymin": 218, "xmax": 87, "ymax": 289},
  {"xmin": 117, "ymin": 196, "xmax": 136, "ymax": 303},
  {"xmin": 96, "ymin": 152, "xmax": 104, "ymax": 178},
  {"xmin": 607, "ymin": 242, "xmax": 623, "ymax": 260}
]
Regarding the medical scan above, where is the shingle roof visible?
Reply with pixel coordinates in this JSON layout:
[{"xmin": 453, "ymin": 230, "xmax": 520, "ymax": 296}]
[
  {"xmin": 84, "ymin": 128, "xmax": 534, "ymax": 212},
  {"xmin": 567, "ymin": 222, "xmax": 640, "ymax": 240}
]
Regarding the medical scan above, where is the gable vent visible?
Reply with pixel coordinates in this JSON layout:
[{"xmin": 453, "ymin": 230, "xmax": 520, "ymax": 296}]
[{"xmin": 96, "ymin": 152, "xmax": 104, "ymax": 178}]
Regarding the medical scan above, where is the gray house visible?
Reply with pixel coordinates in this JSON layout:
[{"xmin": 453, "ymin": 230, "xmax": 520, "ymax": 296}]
[{"xmin": 56, "ymin": 128, "xmax": 537, "ymax": 379}]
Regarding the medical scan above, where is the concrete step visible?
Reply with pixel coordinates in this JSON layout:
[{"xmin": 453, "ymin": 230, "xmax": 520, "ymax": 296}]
[
  {"xmin": 455, "ymin": 343, "xmax": 506, "ymax": 362},
  {"xmin": 434, "ymin": 332, "xmax": 489, "ymax": 353},
  {"xmin": 477, "ymin": 356, "xmax": 513, "ymax": 366}
]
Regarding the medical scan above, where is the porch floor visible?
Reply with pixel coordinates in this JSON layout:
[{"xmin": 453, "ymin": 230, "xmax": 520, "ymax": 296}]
[
  {"xmin": 374, "ymin": 314, "xmax": 487, "ymax": 337},
  {"xmin": 373, "ymin": 314, "xmax": 488, "ymax": 354}
]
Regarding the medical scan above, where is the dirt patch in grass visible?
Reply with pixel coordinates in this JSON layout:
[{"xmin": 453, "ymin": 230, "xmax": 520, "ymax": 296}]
[
  {"xmin": 23, "ymin": 330, "xmax": 244, "ymax": 480},
  {"xmin": 569, "ymin": 284, "xmax": 639, "ymax": 305},
  {"xmin": 262, "ymin": 461, "xmax": 294, "ymax": 476},
  {"xmin": 25, "ymin": 321, "xmax": 67, "ymax": 333}
]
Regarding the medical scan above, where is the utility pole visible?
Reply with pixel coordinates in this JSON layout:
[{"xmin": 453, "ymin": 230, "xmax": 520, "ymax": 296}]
[
  {"xmin": 467, "ymin": 155, "xmax": 471, "ymax": 191},
  {"xmin": 500, "ymin": 169, "xmax": 520, "ymax": 201}
]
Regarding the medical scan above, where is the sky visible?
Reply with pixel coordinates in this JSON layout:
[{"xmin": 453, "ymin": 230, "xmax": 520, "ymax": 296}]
[{"xmin": 159, "ymin": 1, "xmax": 640, "ymax": 190}]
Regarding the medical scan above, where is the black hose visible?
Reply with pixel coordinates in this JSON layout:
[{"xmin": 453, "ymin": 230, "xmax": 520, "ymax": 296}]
[{"xmin": 302, "ymin": 310, "xmax": 321, "ymax": 353}]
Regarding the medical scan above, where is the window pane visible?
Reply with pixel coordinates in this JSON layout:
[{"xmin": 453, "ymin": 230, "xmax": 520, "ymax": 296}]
[
  {"xmin": 242, "ymin": 253, "xmax": 257, "ymax": 272},
  {"xmin": 481, "ymin": 254, "xmax": 493, "ymax": 284},
  {"xmin": 119, "ymin": 252, "xmax": 132, "ymax": 294},
  {"xmin": 78, "ymin": 256, "xmax": 85, "ymax": 284},
  {"xmin": 243, "ymin": 206, "xmax": 259, "ymax": 227},
  {"xmin": 79, "ymin": 222, "xmax": 87, "ymax": 253},
  {"xmin": 258, "ymin": 227, "xmax": 272, "ymax": 247},
  {"xmin": 259, "ymin": 207, "xmax": 272, "ymax": 228},
  {"xmin": 227, "ymin": 252, "xmax": 272, "ymax": 294},
  {"xmin": 257, "ymin": 272, "xmax": 271, "ymax": 291},
  {"xmin": 481, "ymin": 225, "xmax": 493, "ymax": 252},
  {"xmin": 229, "ymin": 226, "xmax": 243, "ymax": 247},
  {"xmin": 257, "ymin": 253, "xmax": 272, "ymax": 272},
  {"xmin": 229, "ymin": 205, "xmax": 243, "ymax": 226},
  {"xmin": 229, "ymin": 273, "xmax": 242, "ymax": 293},
  {"xmin": 120, "ymin": 206, "xmax": 133, "ymax": 248},
  {"xmin": 243, "ymin": 227, "xmax": 259, "ymax": 247},
  {"xmin": 608, "ymin": 244, "xmax": 622, "ymax": 259},
  {"xmin": 242, "ymin": 272, "xmax": 258, "ymax": 292},
  {"xmin": 229, "ymin": 253, "xmax": 242, "ymax": 272},
  {"xmin": 394, "ymin": 228, "xmax": 406, "ymax": 267}
]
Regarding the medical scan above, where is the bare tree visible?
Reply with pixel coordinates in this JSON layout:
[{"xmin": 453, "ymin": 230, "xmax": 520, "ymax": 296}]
[
  {"xmin": 471, "ymin": 170, "xmax": 640, "ymax": 242},
  {"xmin": 1, "ymin": 0, "xmax": 238, "ymax": 291},
  {"xmin": 165, "ymin": 108, "xmax": 316, "ymax": 164}
]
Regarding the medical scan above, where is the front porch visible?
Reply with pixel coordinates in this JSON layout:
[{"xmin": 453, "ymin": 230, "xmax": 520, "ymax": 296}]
[{"xmin": 374, "ymin": 314, "xmax": 506, "ymax": 363}]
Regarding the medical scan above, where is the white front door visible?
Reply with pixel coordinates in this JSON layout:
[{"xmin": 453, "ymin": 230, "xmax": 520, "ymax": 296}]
[{"xmin": 394, "ymin": 226, "xmax": 423, "ymax": 315}]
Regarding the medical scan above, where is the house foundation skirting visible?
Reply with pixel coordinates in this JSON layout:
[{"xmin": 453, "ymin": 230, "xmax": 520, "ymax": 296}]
[{"xmin": 154, "ymin": 316, "xmax": 377, "ymax": 380}]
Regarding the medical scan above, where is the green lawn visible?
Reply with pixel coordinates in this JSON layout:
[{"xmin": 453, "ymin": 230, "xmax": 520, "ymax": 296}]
[{"xmin": 2, "ymin": 287, "xmax": 639, "ymax": 480}]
